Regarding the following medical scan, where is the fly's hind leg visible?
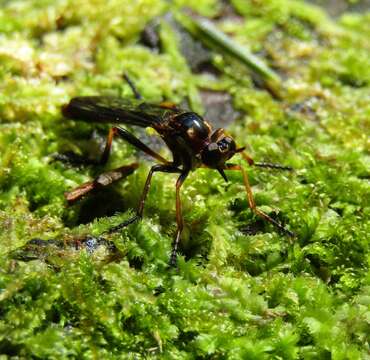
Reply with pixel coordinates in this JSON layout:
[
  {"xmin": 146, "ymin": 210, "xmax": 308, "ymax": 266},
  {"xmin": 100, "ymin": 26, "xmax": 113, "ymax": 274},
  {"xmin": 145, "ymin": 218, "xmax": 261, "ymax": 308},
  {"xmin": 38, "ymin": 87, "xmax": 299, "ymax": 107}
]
[
  {"xmin": 123, "ymin": 73, "xmax": 142, "ymax": 100},
  {"xmin": 100, "ymin": 126, "xmax": 169, "ymax": 165},
  {"xmin": 65, "ymin": 163, "xmax": 139, "ymax": 203},
  {"xmin": 64, "ymin": 128, "xmax": 171, "ymax": 202},
  {"xmin": 65, "ymin": 127, "xmax": 171, "ymax": 203},
  {"xmin": 108, "ymin": 164, "xmax": 182, "ymax": 233},
  {"xmin": 53, "ymin": 125, "xmax": 168, "ymax": 167},
  {"xmin": 123, "ymin": 72, "xmax": 180, "ymax": 110}
]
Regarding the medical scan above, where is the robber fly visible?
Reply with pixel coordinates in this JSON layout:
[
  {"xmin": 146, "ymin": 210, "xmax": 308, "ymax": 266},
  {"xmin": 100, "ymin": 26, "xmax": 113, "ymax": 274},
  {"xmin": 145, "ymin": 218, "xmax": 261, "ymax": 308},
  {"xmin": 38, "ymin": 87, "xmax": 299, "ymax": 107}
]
[{"xmin": 62, "ymin": 77, "xmax": 294, "ymax": 266}]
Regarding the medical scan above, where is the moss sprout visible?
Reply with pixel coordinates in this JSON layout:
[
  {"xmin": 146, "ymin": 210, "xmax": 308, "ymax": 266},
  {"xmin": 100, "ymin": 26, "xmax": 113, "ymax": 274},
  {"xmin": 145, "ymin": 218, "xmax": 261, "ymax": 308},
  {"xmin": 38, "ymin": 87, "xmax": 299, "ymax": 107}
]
[{"xmin": 0, "ymin": 0, "xmax": 369, "ymax": 358}]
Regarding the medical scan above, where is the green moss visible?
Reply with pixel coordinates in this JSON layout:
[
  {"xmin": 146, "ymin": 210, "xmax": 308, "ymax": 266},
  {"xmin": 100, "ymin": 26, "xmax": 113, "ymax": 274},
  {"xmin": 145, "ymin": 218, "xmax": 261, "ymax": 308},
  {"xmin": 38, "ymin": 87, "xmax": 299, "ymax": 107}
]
[{"xmin": 0, "ymin": 0, "xmax": 369, "ymax": 358}]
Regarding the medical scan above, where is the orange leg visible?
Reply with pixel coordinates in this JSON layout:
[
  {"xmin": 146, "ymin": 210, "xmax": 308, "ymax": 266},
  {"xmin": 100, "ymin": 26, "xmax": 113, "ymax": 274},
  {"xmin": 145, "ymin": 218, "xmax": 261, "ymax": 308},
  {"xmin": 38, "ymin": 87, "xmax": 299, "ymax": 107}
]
[
  {"xmin": 170, "ymin": 171, "xmax": 189, "ymax": 267},
  {"xmin": 100, "ymin": 126, "xmax": 170, "ymax": 165},
  {"xmin": 225, "ymin": 164, "xmax": 294, "ymax": 237}
]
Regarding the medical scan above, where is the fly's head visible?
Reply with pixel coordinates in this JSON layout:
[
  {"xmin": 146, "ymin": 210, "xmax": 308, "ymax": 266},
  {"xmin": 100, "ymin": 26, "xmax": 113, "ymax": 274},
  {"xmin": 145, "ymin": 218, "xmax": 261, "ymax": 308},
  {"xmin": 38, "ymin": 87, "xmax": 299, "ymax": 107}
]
[{"xmin": 201, "ymin": 129, "xmax": 244, "ymax": 181}]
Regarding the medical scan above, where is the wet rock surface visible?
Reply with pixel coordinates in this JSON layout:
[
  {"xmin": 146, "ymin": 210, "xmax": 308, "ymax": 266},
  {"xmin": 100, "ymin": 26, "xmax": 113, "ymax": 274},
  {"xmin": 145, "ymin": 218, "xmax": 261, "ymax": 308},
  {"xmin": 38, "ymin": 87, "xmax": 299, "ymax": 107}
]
[
  {"xmin": 11, "ymin": 236, "xmax": 118, "ymax": 264},
  {"xmin": 306, "ymin": 0, "xmax": 370, "ymax": 17}
]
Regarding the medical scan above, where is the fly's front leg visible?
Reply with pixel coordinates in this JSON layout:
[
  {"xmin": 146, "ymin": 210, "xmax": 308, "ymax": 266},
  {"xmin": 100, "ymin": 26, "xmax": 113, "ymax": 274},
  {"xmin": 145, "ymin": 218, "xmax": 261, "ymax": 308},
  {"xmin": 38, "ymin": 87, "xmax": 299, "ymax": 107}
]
[
  {"xmin": 170, "ymin": 171, "xmax": 189, "ymax": 267},
  {"xmin": 108, "ymin": 164, "xmax": 182, "ymax": 233},
  {"xmin": 100, "ymin": 126, "xmax": 169, "ymax": 165},
  {"xmin": 225, "ymin": 164, "xmax": 294, "ymax": 237}
]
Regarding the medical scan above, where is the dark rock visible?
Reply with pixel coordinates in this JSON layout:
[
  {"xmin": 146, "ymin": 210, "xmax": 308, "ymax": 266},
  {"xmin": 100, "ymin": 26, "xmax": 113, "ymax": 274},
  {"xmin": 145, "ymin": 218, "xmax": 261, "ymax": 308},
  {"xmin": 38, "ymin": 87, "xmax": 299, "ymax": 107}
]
[{"xmin": 200, "ymin": 89, "xmax": 241, "ymax": 129}]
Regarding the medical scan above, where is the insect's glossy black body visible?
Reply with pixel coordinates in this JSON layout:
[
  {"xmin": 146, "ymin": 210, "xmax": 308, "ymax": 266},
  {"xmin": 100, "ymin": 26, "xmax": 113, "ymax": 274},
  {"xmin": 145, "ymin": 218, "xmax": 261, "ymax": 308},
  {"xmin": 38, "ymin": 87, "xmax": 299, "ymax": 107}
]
[
  {"xmin": 63, "ymin": 93, "xmax": 294, "ymax": 266},
  {"xmin": 63, "ymin": 96, "xmax": 214, "ymax": 171}
]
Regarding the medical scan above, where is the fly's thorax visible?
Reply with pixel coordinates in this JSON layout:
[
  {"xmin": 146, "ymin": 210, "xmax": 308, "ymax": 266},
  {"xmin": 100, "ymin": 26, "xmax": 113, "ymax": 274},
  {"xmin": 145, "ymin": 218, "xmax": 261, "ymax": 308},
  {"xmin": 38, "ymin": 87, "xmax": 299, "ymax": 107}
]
[
  {"xmin": 175, "ymin": 112, "xmax": 211, "ymax": 136},
  {"xmin": 167, "ymin": 112, "xmax": 212, "ymax": 152}
]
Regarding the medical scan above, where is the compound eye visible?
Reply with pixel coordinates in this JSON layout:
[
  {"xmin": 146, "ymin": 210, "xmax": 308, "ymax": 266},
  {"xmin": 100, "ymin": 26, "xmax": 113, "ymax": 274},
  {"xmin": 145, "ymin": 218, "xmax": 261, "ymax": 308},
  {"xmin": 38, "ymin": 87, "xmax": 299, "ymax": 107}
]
[
  {"xmin": 218, "ymin": 139, "xmax": 230, "ymax": 152},
  {"xmin": 208, "ymin": 142, "xmax": 219, "ymax": 151}
]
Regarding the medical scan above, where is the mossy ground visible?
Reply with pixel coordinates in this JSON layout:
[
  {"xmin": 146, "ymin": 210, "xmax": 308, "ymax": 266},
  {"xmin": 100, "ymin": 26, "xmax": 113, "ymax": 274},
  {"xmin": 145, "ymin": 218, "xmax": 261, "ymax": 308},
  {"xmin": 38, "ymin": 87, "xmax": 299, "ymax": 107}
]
[{"xmin": 0, "ymin": 0, "xmax": 369, "ymax": 358}]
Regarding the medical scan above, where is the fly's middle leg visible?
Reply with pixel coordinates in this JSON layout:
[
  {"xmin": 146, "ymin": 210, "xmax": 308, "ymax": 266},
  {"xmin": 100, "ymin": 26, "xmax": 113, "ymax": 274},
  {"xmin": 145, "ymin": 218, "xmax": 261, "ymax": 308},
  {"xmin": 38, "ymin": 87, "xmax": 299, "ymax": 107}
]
[
  {"xmin": 169, "ymin": 171, "xmax": 189, "ymax": 267},
  {"xmin": 108, "ymin": 164, "xmax": 181, "ymax": 233}
]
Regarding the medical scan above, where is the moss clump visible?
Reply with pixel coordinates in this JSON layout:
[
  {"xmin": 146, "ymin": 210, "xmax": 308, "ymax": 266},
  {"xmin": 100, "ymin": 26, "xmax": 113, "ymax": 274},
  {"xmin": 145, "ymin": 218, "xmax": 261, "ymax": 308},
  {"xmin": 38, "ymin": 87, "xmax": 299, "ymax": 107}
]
[{"xmin": 0, "ymin": 0, "xmax": 369, "ymax": 358}]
